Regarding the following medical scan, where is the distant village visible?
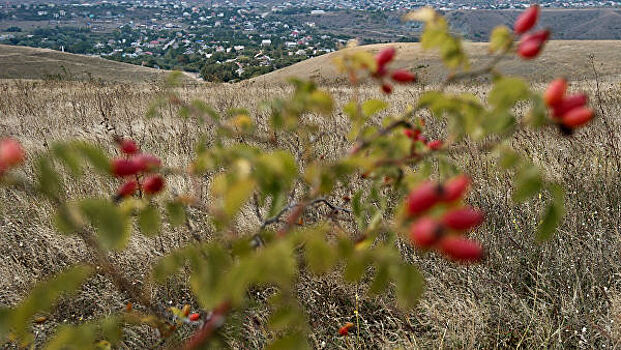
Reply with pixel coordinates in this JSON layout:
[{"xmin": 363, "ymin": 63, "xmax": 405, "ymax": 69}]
[{"xmin": 1, "ymin": 0, "xmax": 620, "ymax": 81}]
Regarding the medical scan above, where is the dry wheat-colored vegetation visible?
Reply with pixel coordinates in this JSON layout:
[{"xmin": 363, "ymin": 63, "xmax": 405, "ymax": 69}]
[
  {"xmin": 1, "ymin": 62, "xmax": 621, "ymax": 349},
  {"xmin": 249, "ymin": 41, "xmax": 621, "ymax": 86},
  {"xmin": 0, "ymin": 44, "xmax": 198, "ymax": 84}
]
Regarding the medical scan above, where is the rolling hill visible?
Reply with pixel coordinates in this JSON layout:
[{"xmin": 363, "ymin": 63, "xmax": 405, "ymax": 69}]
[
  {"xmin": 0, "ymin": 44, "xmax": 197, "ymax": 84},
  {"xmin": 446, "ymin": 8, "xmax": 621, "ymax": 41},
  {"xmin": 247, "ymin": 41, "xmax": 621, "ymax": 86}
]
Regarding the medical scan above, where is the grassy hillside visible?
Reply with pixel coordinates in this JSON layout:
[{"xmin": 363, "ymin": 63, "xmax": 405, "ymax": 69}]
[
  {"xmin": 446, "ymin": 8, "xmax": 621, "ymax": 41},
  {"xmin": 0, "ymin": 44, "xmax": 198, "ymax": 84},
  {"xmin": 248, "ymin": 41, "xmax": 621, "ymax": 86}
]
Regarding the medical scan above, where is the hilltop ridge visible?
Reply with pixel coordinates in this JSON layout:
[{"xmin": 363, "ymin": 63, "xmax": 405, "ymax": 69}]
[
  {"xmin": 0, "ymin": 44, "xmax": 197, "ymax": 84},
  {"xmin": 247, "ymin": 41, "xmax": 621, "ymax": 86}
]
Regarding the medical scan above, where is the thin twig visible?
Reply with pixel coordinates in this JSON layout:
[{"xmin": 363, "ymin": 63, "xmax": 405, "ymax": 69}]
[{"xmin": 260, "ymin": 197, "xmax": 351, "ymax": 230}]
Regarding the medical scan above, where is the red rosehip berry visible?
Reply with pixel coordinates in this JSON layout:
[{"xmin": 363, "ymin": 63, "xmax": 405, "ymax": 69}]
[
  {"xmin": 403, "ymin": 128, "xmax": 420, "ymax": 140},
  {"xmin": 0, "ymin": 138, "xmax": 25, "ymax": 169},
  {"xmin": 552, "ymin": 93, "xmax": 588, "ymax": 118},
  {"xmin": 406, "ymin": 181, "xmax": 442, "ymax": 216},
  {"xmin": 391, "ymin": 70, "xmax": 416, "ymax": 83},
  {"xmin": 189, "ymin": 313, "xmax": 200, "ymax": 322},
  {"xmin": 111, "ymin": 158, "xmax": 140, "ymax": 177},
  {"xmin": 117, "ymin": 179, "xmax": 138, "ymax": 198},
  {"xmin": 409, "ymin": 217, "xmax": 444, "ymax": 249},
  {"xmin": 372, "ymin": 64, "xmax": 388, "ymax": 78},
  {"xmin": 517, "ymin": 30, "xmax": 550, "ymax": 59},
  {"xmin": 442, "ymin": 207, "xmax": 485, "ymax": 231},
  {"xmin": 441, "ymin": 175, "xmax": 470, "ymax": 203},
  {"xmin": 375, "ymin": 47, "xmax": 396, "ymax": 67},
  {"xmin": 427, "ymin": 140, "xmax": 443, "ymax": 150},
  {"xmin": 131, "ymin": 153, "xmax": 161, "ymax": 172},
  {"xmin": 381, "ymin": 83, "xmax": 393, "ymax": 95},
  {"xmin": 529, "ymin": 29, "xmax": 551, "ymax": 43},
  {"xmin": 416, "ymin": 135, "xmax": 428, "ymax": 145},
  {"xmin": 119, "ymin": 138, "xmax": 139, "ymax": 155},
  {"xmin": 561, "ymin": 107, "xmax": 594, "ymax": 128},
  {"xmin": 338, "ymin": 322, "xmax": 354, "ymax": 336},
  {"xmin": 143, "ymin": 174, "xmax": 165, "ymax": 195},
  {"xmin": 514, "ymin": 5, "xmax": 539, "ymax": 34},
  {"xmin": 543, "ymin": 78, "xmax": 567, "ymax": 107},
  {"xmin": 439, "ymin": 236, "xmax": 484, "ymax": 263}
]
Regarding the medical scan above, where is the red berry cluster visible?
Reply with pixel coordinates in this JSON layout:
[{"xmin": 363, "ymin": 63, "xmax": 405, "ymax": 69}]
[
  {"xmin": 543, "ymin": 78, "xmax": 593, "ymax": 131},
  {"xmin": 0, "ymin": 138, "xmax": 25, "ymax": 175},
  {"xmin": 111, "ymin": 138, "xmax": 165, "ymax": 198},
  {"xmin": 514, "ymin": 5, "xmax": 550, "ymax": 60},
  {"xmin": 373, "ymin": 47, "xmax": 416, "ymax": 94},
  {"xmin": 403, "ymin": 123, "xmax": 443, "ymax": 152},
  {"xmin": 406, "ymin": 175, "xmax": 485, "ymax": 263}
]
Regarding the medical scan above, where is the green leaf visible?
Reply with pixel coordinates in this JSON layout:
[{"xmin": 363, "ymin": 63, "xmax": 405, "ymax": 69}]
[
  {"xmin": 224, "ymin": 178, "xmax": 255, "ymax": 218},
  {"xmin": 45, "ymin": 323, "xmax": 98, "ymax": 350},
  {"xmin": 0, "ymin": 308, "xmax": 12, "ymax": 342},
  {"xmin": 152, "ymin": 245, "xmax": 204, "ymax": 282},
  {"xmin": 138, "ymin": 204, "xmax": 161, "ymax": 236},
  {"xmin": 10, "ymin": 266, "xmax": 92, "ymax": 342},
  {"xmin": 526, "ymin": 94, "xmax": 549, "ymax": 127},
  {"xmin": 191, "ymin": 100, "xmax": 220, "ymax": 121},
  {"xmin": 415, "ymin": 11, "xmax": 468, "ymax": 70},
  {"xmin": 309, "ymin": 90, "xmax": 334, "ymax": 115},
  {"xmin": 495, "ymin": 145, "xmax": 520, "ymax": 169},
  {"xmin": 537, "ymin": 184, "xmax": 565, "ymax": 242},
  {"xmin": 513, "ymin": 166, "xmax": 543, "ymax": 203},
  {"xmin": 343, "ymin": 252, "xmax": 370, "ymax": 283},
  {"xmin": 369, "ymin": 262, "xmax": 391, "ymax": 295},
  {"xmin": 53, "ymin": 205, "xmax": 82, "ymax": 235},
  {"xmin": 395, "ymin": 264, "xmax": 425, "ymax": 310},
  {"xmin": 74, "ymin": 143, "xmax": 111, "ymax": 175},
  {"xmin": 166, "ymin": 201, "xmax": 187, "ymax": 227},
  {"xmin": 343, "ymin": 101, "xmax": 359, "ymax": 120},
  {"xmin": 36, "ymin": 156, "xmax": 63, "ymax": 199},
  {"xmin": 362, "ymin": 99, "xmax": 388, "ymax": 117},
  {"xmin": 52, "ymin": 143, "xmax": 83, "ymax": 177},
  {"xmin": 489, "ymin": 25, "xmax": 513, "ymax": 53},
  {"xmin": 268, "ymin": 305, "xmax": 303, "ymax": 332},
  {"xmin": 254, "ymin": 151, "xmax": 298, "ymax": 198},
  {"xmin": 304, "ymin": 232, "xmax": 336, "ymax": 275},
  {"xmin": 79, "ymin": 199, "xmax": 131, "ymax": 250},
  {"xmin": 101, "ymin": 316, "xmax": 122, "ymax": 345},
  {"xmin": 489, "ymin": 77, "xmax": 529, "ymax": 111}
]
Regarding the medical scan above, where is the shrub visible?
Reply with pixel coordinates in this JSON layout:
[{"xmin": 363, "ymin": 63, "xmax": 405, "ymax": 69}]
[{"xmin": 0, "ymin": 6, "xmax": 596, "ymax": 349}]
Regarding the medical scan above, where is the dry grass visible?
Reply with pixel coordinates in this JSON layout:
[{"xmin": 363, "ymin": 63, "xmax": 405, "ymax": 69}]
[
  {"xmin": 1, "ymin": 68, "xmax": 621, "ymax": 349},
  {"xmin": 0, "ymin": 44, "xmax": 198, "ymax": 84},
  {"xmin": 248, "ymin": 41, "xmax": 621, "ymax": 86}
]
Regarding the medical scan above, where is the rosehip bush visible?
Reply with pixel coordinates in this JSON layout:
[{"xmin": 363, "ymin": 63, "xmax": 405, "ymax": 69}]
[{"xmin": 0, "ymin": 6, "xmax": 593, "ymax": 349}]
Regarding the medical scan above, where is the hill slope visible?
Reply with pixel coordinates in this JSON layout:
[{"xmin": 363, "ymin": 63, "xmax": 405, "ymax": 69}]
[
  {"xmin": 248, "ymin": 41, "xmax": 621, "ymax": 86},
  {"xmin": 446, "ymin": 8, "xmax": 621, "ymax": 41},
  {"xmin": 0, "ymin": 44, "xmax": 195, "ymax": 84}
]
